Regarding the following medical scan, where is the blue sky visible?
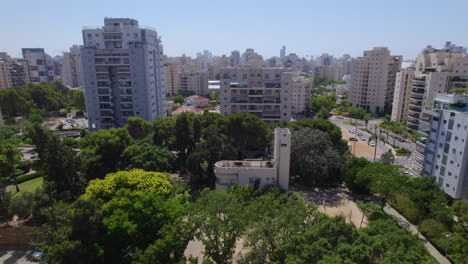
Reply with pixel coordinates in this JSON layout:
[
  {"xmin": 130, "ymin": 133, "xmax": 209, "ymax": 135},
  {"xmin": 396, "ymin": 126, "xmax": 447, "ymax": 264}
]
[{"xmin": 1, "ymin": 0, "xmax": 467, "ymax": 60}]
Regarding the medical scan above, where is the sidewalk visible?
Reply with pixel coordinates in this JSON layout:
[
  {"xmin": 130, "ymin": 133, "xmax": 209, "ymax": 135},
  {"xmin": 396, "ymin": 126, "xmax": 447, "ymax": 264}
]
[{"xmin": 383, "ymin": 204, "xmax": 450, "ymax": 264}]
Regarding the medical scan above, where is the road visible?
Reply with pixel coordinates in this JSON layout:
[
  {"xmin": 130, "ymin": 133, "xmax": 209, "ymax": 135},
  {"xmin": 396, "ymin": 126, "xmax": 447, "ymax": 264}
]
[
  {"xmin": 329, "ymin": 115, "xmax": 418, "ymax": 171},
  {"xmin": 0, "ymin": 250, "xmax": 36, "ymax": 264},
  {"xmin": 383, "ymin": 204, "xmax": 450, "ymax": 264},
  {"xmin": 44, "ymin": 116, "xmax": 88, "ymax": 130}
]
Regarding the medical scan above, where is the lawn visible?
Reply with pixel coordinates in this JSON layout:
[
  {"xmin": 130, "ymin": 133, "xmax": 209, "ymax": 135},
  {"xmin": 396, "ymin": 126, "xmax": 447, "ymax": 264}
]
[{"xmin": 8, "ymin": 177, "xmax": 43, "ymax": 197}]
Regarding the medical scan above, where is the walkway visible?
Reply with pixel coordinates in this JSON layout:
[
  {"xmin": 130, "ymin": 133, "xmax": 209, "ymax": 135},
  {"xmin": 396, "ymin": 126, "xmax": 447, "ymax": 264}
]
[{"xmin": 383, "ymin": 204, "xmax": 450, "ymax": 264}]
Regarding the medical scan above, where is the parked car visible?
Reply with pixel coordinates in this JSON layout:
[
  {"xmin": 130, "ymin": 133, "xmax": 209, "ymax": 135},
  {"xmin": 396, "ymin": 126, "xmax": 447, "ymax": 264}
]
[
  {"xmin": 357, "ymin": 132, "xmax": 363, "ymax": 137},
  {"xmin": 349, "ymin": 129, "xmax": 355, "ymax": 133},
  {"xmin": 348, "ymin": 137, "xmax": 358, "ymax": 141},
  {"xmin": 398, "ymin": 138, "xmax": 405, "ymax": 142},
  {"xmin": 369, "ymin": 141, "xmax": 376, "ymax": 147},
  {"xmin": 360, "ymin": 136, "xmax": 366, "ymax": 141}
]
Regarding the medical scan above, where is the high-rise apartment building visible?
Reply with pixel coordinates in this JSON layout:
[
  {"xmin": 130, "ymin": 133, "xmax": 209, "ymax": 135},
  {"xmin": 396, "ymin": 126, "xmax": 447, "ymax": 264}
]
[
  {"xmin": 400, "ymin": 43, "xmax": 468, "ymax": 131},
  {"xmin": 230, "ymin": 50, "xmax": 240, "ymax": 66},
  {"xmin": 349, "ymin": 47, "xmax": 402, "ymax": 114},
  {"xmin": 164, "ymin": 61, "xmax": 182, "ymax": 96},
  {"xmin": 180, "ymin": 71, "xmax": 208, "ymax": 96},
  {"xmin": 415, "ymin": 94, "xmax": 468, "ymax": 200},
  {"xmin": 391, "ymin": 63, "xmax": 415, "ymax": 122},
  {"xmin": 0, "ymin": 58, "xmax": 30, "ymax": 89},
  {"xmin": 219, "ymin": 66, "xmax": 309, "ymax": 122},
  {"xmin": 60, "ymin": 45, "xmax": 84, "ymax": 88},
  {"xmin": 81, "ymin": 18, "xmax": 166, "ymax": 130},
  {"xmin": 280, "ymin": 46, "xmax": 286, "ymax": 60},
  {"xmin": 0, "ymin": 61, "xmax": 12, "ymax": 89},
  {"xmin": 22, "ymin": 48, "xmax": 56, "ymax": 83},
  {"xmin": 286, "ymin": 72, "xmax": 312, "ymax": 115},
  {"xmin": 317, "ymin": 53, "xmax": 333, "ymax": 66}
]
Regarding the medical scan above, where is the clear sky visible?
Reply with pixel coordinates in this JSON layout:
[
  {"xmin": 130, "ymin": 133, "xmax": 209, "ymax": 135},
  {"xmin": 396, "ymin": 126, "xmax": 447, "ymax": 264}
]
[{"xmin": 1, "ymin": 0, "xmax": 467, "ymax": 60}]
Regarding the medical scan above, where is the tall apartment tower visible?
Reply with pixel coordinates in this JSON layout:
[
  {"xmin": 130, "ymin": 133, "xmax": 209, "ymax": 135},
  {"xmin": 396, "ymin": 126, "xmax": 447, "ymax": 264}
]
[
  {"xmin": 273, "ymin": 127, "xmax": 291, "ymax": 190},
  {"xmin": 230, "ymin": 50, "xmax": 240, "ymax": 66},
  {"xmin": 22, "ymin": 48, "xmax": 56, "ymax": 83},
  {"xmin": 283, "ymin": 72, "xmax": 312, "ymax": 115},
  {"xmin": 61, "ymin": 45, "xmax": 84, "ymax": 88},
  {"xmin": 317, "ymin": 53, "xmax": 333, "ymax": 66},
  {"xmin": 0, "ymin": 58, "xmax": 30, "ymax": 89},
  {"xmin": 164, "ymin": 61, "xmax": 182, "ymax": 96},
  {"xmin": 280, "ymin": 46, "xmax": 286, "ymax": 60},
  {"xmin": 400, "ymin": 43, "xmax": 468, "ymax": 131},
  {"xmin": 220, "ymin": 66, "xmax": 303, "ymax": 123},
  {"xmin": 416, "ymin": 94, "xmax": 468, "ymax": 200},
  {"xmin": 349, "ymin": 47, "xmax": 402, "ymax": 114},
  {"xmin": 81, "ymin": 18, "xmax": 166, "ymax": 130},
  {"xmin": 391, "ymin": 63, "xmax": 415, "ymax": 122}
]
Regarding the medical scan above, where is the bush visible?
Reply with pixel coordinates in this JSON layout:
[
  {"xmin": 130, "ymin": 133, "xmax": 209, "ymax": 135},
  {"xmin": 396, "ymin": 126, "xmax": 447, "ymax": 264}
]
[
  {"xmin": 76, "ymin": 110, "xmax": 84, "ymax": 116},
  {"xmin": 16, "ymin": 171, "xmax": 45, "ymax": 184},
  {"xmin": 396, "ymin": 148, "xmax": 411, "ymax": 156},
  {"xmin": 8, "ymin": 186, "xmax": 49, "ymax": 219},
  {"xmin": 420, "ymin": 218, "xmax": 450, "ymax": 239}
]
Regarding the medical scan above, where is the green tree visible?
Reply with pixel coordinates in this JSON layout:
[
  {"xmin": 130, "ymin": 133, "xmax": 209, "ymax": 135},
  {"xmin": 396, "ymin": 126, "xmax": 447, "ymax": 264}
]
[
  {"xmin": 0, "ymin": 144, "xmax": 22, "ymax": 192},
  {"xmin": 342, "ymin": 156, "xmax": 370, "ymax": 193},
  {"xmin": 121, "ymin": 139, "xmax": 175, "ymax": 172},
  {"xmin": 408, "ymin": 176, "xmax": 451, "ymax": 233},
  {"xmin": 363, "ymin": 114, "xmax": 371, "ymax": 130},
  {"xmin": 290, "ymin": 128, "xmax": 343, "ymax": 186},
  {"xmin": 225, "ymin": 113, "xmax": 270, "ymax": 159},
  {"xmin": 80, "ymin": 128, "xmax": 133, "ymax": 180},
  {"xmin": 380, "ymin": 150, "xmax": 395, "ymax": 165},
  {"xmin": 174, "ymin": 112, "xmax": 195, "ymax": 169},
  {"xmin": 72, "ymin": 90, "xmax": 86, "ymax": 112},
  {"xmin": 288, "ymin": 119, "xmax": 346, "ymax": 152},
  {"xmin": 190, "ymin": 189, "xmax": 246, "ymax": 264},
  {"xmin": 153, "ymin": 117, "xmax": 176, "ymax": 148},
  {"xmin": 126, "ymin": 117, "xmax": 152, "ymax": 140}
]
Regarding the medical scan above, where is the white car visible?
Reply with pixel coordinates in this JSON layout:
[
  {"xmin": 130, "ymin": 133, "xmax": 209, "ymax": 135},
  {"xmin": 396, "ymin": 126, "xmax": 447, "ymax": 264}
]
[
  {"xmin": 360, "ymin": 136, "xmax": 366, "ymax": 141},
  {"xmin": 349, "ymin": 129, "xmax": 355, "ymax": 133},
  {"xmin": 369, "ymin": 141, "xmax": 376, "ymax": 147}
]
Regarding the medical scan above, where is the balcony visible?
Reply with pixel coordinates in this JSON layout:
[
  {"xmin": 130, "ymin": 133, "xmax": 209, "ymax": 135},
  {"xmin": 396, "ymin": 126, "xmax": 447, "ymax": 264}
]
[{"xmin": 422, "ymin": 109, "xmax": 440, "ymax": 118}]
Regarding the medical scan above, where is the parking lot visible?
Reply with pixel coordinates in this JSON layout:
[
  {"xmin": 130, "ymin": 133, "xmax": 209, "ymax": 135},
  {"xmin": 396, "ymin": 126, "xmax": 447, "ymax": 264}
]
[{"xmin": 44, "ymin": 116, "xmax": 88, "ymax": 130}]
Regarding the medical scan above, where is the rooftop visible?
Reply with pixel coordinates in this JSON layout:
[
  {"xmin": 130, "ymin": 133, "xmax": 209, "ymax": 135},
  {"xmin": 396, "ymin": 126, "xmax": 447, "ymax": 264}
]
[{"xmin": 215, "ymin": 160, "xmax": 275, "ymax": 168}]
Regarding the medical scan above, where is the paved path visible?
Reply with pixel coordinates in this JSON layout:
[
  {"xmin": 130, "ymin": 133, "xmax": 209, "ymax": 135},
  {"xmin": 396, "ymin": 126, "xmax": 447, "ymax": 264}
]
[
  {"xmin": 383, "ymin": 204, "xmax": 450, "ymax": 264},
  {"xmin": 0, "ymin": 250, "xmax": 35, "ymax": 264}
]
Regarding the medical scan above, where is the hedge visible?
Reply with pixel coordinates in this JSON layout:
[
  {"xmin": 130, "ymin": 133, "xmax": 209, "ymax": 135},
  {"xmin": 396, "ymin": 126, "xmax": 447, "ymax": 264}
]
[{"xmin": 16, "ymin": 171, "xmax": 45, "ymax": 184}]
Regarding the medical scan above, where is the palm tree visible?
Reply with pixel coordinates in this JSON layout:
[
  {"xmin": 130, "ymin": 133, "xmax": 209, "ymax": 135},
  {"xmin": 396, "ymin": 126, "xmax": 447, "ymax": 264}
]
[
  {"xmin": 369, "ymin": 124, "xmax": 379, "ymax": 162},
  {"xmin": 363, "ymin": 114, "xmax": 371, "ymax": 131}
]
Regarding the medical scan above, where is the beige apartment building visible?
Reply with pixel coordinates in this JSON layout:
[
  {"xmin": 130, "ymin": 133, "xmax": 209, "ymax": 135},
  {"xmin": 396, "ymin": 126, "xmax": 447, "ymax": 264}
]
[
  {"xmin": 164, "ymin": 61, "xmax": 181, "ymax": 95},
  {"xmin": 285, "ymin": 72, "xmax": 312, "ymax": 115},
  {"xmin": 0, "ymin": 58, "xmax": 30, "ymax": 89},
  {"xmin": 180, "ymin": 71, "xmax": 208, "ymax": 96},
  {"xmin": 393, "ymin": 43, "xmax": 468, "ymax": 131},
  {"xmin": 391, "ymin": 64, "xmax": 415, "ymax": 122},
  {"xmin": 349, "ymin": 47, "xmax": 402, "ymax": 114},
  {"xmin": 0, "ymin": 61, "xmax": 12, "ymax": 89},
  {"xmin": 60, "ymin": 45, "xmax": 84, "ymax": 88},
  {"xmin": 220, "ymin": 66, "xmax": 310, "ymax": 122}
]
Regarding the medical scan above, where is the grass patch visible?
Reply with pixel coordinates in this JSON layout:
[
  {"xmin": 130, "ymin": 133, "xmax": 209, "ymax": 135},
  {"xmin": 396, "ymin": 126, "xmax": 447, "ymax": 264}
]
[
  {"xmin": 9, "ymin": 177, "xmax": 44, "ymax": 197},
  {"xmin": 356, "ymin": 199, "xmax": 390, "ymax": 221},
  {"xmin": 396, "ymin": 148, "xmax": 411, "ymax": 156},
  {"xmin": 343, "ymin": 121, "xmax": 363, "ymax": 126},
  {"xmin": 388, "ymin": 193, "xmax": 421, "ymax": 224}
]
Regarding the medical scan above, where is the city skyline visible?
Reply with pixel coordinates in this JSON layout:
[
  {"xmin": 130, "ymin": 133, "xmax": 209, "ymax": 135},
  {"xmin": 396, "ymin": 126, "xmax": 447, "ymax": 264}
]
[{"xmin": 1, "ymin": 0, "xmax": 468, "ymax": 59}]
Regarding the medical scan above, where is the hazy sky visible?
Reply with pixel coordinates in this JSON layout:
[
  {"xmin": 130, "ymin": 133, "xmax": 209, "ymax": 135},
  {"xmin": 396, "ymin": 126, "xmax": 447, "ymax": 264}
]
[{"xmin": 1, "ymin": 0, "xmax": 467, "ymax": 60}]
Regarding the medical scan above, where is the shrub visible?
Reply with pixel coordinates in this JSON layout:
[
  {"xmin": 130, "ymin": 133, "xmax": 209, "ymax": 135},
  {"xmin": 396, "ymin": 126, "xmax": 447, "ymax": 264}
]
[
  {"xmin": 16, "ymin": 171, "xmax": 45, "ymax": 184},
  {"xmin": 76, "ymin": 110, "xmax": 84, "ymax": 116},
  {"xmin": 420, "ymin": 218, "xmax": 450, "ymax": 239},
  {"xmin": 8, "ymin": 186, "xmax": 49, "ymax": 219},
  {"xmin": 389, "ymin": 193, "xmax": 421, "ymax": 224}
]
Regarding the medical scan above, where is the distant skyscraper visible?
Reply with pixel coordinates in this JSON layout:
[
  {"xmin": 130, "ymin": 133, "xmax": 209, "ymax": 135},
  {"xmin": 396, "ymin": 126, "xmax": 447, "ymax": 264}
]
[
  {"xmin": 317, "ymin": 53, "xmax": 333, "ymax": 66},
  {"xmin": 22, "ymin": 48, "xmax": 56, "ymax": 83},
  {"xmin": 349, "ymin": 47, "xmax": 402, "ymax": 114},
  {"xmin": 81, "ymin": 18, "xmax": 166, "ymax": 130},
  {"xmin": 280, "ymin": 45, "xmax": 286, "ymax": 59},
  {"xmin": 230, "ymin": 50, "xmax": 240, "ymax": 66}
]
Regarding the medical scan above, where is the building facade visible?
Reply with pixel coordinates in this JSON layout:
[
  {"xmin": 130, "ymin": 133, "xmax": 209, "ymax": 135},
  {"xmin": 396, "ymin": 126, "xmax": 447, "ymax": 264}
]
[
  {"xmin": 284, "ymin": 72, "xmax": 312, "ymax": 115},
  {"xmin": 415, "ymin": 94, "xmax": 468, "ymax": 200},
  {"xmin": 403, "ymin": 43, "xmax": 468, "ymax": 131},
  {"xmin": 349, "ymin": 47, "xmax": 402, "ymax": 114},
  {"xmin": 180, "ymin": 71, "xmax": 208, "ymax": 96},
  {"xmin": 214, "ymin": 127, "xmax": 291, "ymax": 190},
  {"xmin": 81, "ymin": 18, "xmax": 166, "ymax": 130},
  {"xmin": 60, "ymin": 45, "xmax": 84, "ymax": 88},
  {"xmin": 22, "ymin": 48, "xmax": 56, "ymax": 83},
  {"xmin": 219, "ymin": 66, "xmax": 293, "ymax": 122},
  {"xmin": 391, "ymin": 65, "xmax": 415, "ymax": 122},
  {"xmin": 0, "ymin": 58, "xmax": 30, "ymax": 89}
]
